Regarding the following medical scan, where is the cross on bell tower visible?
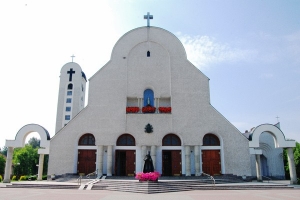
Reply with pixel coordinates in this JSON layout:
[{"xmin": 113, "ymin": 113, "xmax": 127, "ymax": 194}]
[
  {"xmin": 144, "ymin": 12, "xmax": 153, "ymax": 27},
  {"xmin": 67, "ymin": 68, "xmax": 75, "ymax": 81}
]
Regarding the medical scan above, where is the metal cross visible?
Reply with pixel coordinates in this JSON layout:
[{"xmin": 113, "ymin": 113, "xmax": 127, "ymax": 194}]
[
  {"xmin": 144, "ymin": 12, "xmax": 153, "ymax": 27},
  {"xmin": 276, "ymin": 116, "xmax": 280, "ymax": 122},
  {"xmin": 67, "ymin": 68, "xmax": 75, "ymax": 82},
  {"xmin": 71, "ymin": 54, "xmax": 75, "ymax": 62}
]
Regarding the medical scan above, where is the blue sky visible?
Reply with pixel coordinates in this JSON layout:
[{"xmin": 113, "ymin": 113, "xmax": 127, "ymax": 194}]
[{"xmin": 0, "ymin": 0, "xmax": 299, "ymax": 148}]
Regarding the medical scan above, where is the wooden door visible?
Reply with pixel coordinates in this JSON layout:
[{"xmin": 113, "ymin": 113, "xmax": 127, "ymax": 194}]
[
  {"xmin": 202, "ymin": 150, "xmax": 221, "ymax": 175},
  {"xmin": 172, "ymin": 150, "xmax": 181, "ymax": 176},
  {"xmin": 162, "ymin": 151, "xmax": 172, "ymax": 176},
  {"xmin": 162, "ymin": 150, "xmax": 181, "ymax": 176},
  {"xmin": 77, "ymin": 150, "xmax": 96, "ymax": 175},
  {"xmin": 126, "ymin": 150, "xmax": 136, "ymax": 176},
  {"xmin": 115, "ymin": 150, "xmax": 135, "ymax": 176}
]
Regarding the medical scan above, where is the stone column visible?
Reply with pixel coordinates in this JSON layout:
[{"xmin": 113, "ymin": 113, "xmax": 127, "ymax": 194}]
[
  {"xmin": 194, "ymin": 145, "xmax": 201, "ymax": 176},
  {"xmin": 185, "ymin": 145, "xmax": 191, "ymax": 176},
  {"xmin": 3, "ymin": 147, "xmax": 13, "ymax": 183},
  {"xmin": 97, "ymin": 145, "xmax": 104, "ymax": 176},
  {"xmin": 150, "ymin": 145, "xmax": 156, "ymax": 170},
  {"xmin": 287, "ymin": 147, "xmax": 297, "ymax": 184},
  {"xmin": 37, "ymin": 154, "xmax": 44, "ymax": 181},
  {"xmin": 255, "ymin": 154, "xmax": 262, "ymax": 182},
  {"xmin": 106, "ymin": 145, "xmax": 113, "ymax": 176},
  {"xmin": 141, "ymin": 145, "xmax": 147, "ymax": 171}
]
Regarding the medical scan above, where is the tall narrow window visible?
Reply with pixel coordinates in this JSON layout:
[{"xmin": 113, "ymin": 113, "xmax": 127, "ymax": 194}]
[
  {"xmin": 147, "ymin": 51, "xmax": 150, "ymax": 57},
  {"xmin": 144, "ymin": 89, "xmax": 154, "ymax": 107},
  {"xmin": 68, "ymin": 84, "xmax": 73, "ymax": 90}
]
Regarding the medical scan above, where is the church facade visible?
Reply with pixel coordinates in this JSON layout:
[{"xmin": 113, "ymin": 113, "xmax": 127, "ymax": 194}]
[{"xmin": 48, "ymin": 26, "xmax": 253, "ymax": 177}]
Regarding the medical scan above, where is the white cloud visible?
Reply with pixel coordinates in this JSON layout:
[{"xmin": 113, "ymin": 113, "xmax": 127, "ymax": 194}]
[{"xmin": 176, "ymin": 33, "xmax": 255, "ymax": 70}]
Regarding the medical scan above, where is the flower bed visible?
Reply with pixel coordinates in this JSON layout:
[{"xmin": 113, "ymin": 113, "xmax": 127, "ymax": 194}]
[
  {"xmin": 158, "ymin": 107, "xmax": 171, "ymax": 113},
  {"xmin": 126, "ymin": 107, "xmax": 139, "ymax": 113},
  {"xmin": 135, "ymin": 171, "xmax": 161, "ymax": 181},
  {"xmin": 142, "ymin": 106, "xmax": 156, "ymax": 113}
]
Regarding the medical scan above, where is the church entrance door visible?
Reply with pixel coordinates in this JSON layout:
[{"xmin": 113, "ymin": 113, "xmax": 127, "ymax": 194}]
[
  {"xmin": 77, "ymin": 150, "xmax": 96, "ymax": 175},
  {"xmin": 202, "ymin": 150, "xmax": 221, "ymax": 175},
  {"xmin": 115, "ymin": 150, "xmax": 135, "ymax": 176},
  {"xmin": 162, "ymin": 150, "xmax": 181, "ymax": 176}
]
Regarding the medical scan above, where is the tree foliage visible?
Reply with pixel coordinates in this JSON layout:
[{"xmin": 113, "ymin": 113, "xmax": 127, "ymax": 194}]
[
  {"xmin": 0, "ymin": 154, "xmax": 6, "ymax": 176},
  {"xmin": 13, "ymin": 145, "xmax": 39, "ymax": 176},
  {"xmin": 0, "ymin": 146, "xmax": 8, "ymax": 157},
  {"xmin": 28, "ymin": 137, "xmax": 40, "ymax": 149}
]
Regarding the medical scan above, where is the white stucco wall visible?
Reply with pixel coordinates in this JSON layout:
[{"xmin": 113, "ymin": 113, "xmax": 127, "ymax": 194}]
[{"xmin": 48, "ymin": 26, "xmax": 251, "ymax": 176}]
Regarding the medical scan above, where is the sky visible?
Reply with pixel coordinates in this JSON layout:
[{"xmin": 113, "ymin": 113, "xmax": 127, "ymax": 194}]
[{"xmin": 0, "ymin": 0, "xmax": 299, "ymax": 148}]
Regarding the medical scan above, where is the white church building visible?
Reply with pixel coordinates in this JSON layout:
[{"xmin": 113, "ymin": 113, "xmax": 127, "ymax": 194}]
[{"xmin": 3, "ymin": 14, "xmax": 297, "ymax": 184}]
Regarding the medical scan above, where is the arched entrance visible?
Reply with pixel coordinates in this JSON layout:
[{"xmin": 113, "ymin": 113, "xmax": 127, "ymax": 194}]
[
  {"xmin": 249, "ymin": 124, "xmax": 296, "ymax": 183},
  {"xmin": 202, "ymin": 133, "xmax": 221, "ymax": 176},
  {"xmin": 77, "ymin": 133, "xmax": 96, "ymax": 175},
  {"xmin": 162, "ymin": 134, "xmax": 182, "ymax": 176},
  {"xmin": 115, "ymin": 134, "xmax": 136, "ymax": 176},
  {"xmin": 3, "ymin": 124, "xmax": 50, "ymax": 183}
]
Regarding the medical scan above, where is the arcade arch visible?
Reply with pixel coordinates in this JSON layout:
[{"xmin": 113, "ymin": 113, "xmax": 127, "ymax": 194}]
[
  {"xmin": 249, "ymin": 124, "xmax": 296, "ymax": 184},
  {"xmin": 3, "ymin": 124, "xmax": 50, "ymax": 183}
]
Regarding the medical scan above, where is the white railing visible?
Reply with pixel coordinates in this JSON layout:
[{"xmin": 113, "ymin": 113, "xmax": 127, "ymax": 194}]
[
  {"xmin": 86, "ymin": 170, "xmax": 97, "ymax": 179},
  {"xmin": 77, "ymin": 175, "xmax": 82, "ymax": 185},
  {"xmin": 202, "ymin": 172, "xmax": 215, "ymax": 186}
]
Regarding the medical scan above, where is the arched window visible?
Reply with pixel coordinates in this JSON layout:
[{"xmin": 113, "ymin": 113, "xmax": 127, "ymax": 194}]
[
  {"xmin": 162, "ymin": 134, "xmax": 181, "ymax": 146},
  {"xmin": 147, "ymin": 51, "xmax": 150, "ymax": 57},
  {"xmin": 78, "ymin": 133, "xmax": 95, "ymax": 146},
  {"xmin": 117, "ymin": 134, "xmax": 135, "ymax": 146},
  {"xmin": 144, "ymin": 89, "xmax": 154, "ymax": 107},
  {"xmin": 68, "ymin": 83, "xmax": 73, "ymax": 90},
  {"xmin": 203, "ymin": 134, "xmax": 220, "ymax": 146}
]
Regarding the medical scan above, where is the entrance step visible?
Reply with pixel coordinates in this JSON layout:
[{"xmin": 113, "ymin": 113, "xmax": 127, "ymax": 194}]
[{"xmin": 92, "ymin": 179, "xmax": 294, "ymax": 194}]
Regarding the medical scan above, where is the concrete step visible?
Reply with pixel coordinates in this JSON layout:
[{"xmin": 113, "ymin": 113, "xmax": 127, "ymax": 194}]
[{"xmin": 92, "ymin": 179, "xmax": 294, "ymax": 194}]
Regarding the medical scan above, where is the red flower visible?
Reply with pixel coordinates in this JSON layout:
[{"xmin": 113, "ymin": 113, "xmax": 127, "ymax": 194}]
[
  {"xmin": 135, "ymin": 172, "xmax": 161, "ymax": 181},
  {"xmin": 158, "ymin": 107, "xmax": 171, "ymax": 113},
  {"xmin": 126, "ymin": 107, "xmax": 139, "ymax": 113},
  {"xmin": 142, "ymin": 106, "xmax": 156, "ymax": 113}
]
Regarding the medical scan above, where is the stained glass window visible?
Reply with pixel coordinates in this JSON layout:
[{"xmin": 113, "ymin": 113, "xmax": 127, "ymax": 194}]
[
  {"xmin": 162, "ymin": 134, "xmax": 181, "ymax": 146},
  {"xmin": 117, "ymin": 134, "xmax": 135, "ymax": 146},
  {"xmin": 203, "ymin": 134, "xmax": 220, "ymax": 146},
  {"xmin": 78, "ymin": 134, "xmax": 95, "ymax": 146}
]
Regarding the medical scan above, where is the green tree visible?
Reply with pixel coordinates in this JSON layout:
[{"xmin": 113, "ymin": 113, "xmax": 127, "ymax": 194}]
[
  {"xmin": 0, "ymin": 154, "xmax": 6, "ymax": 176},
  {"xmin": 13, "ymin": 145, "xmax": 39, "ymax": 176},
  {"xmin": 28, "ymin": 137, "xmax": 40, "ymax": 149},
  {"xmin": 0, "ymin": 146, "xmax": 8, "ymax": 157}
]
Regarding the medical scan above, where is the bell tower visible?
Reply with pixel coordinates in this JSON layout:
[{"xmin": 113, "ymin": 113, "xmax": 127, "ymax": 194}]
[{"xmin": 55, "ymin": 59, "xmax": 87, "ymax": 133}]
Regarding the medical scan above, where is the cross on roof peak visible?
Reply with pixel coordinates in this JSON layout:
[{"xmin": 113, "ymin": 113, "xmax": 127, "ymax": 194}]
[
  {"xmin": 144, "ymin": 12, "xmax": 153, "ymax": 27},
  {"xmin": 71, "ymin": 54, "xmax": 75, "ymax": 62}
]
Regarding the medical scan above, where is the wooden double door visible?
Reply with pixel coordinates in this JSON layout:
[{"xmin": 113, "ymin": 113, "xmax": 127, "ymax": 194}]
[
  {"xmin": 77, "ymin": 150, "xmax": 96, "ymax": 175},
  {"xmin": 162, "ymin": 150, "xmax": 181, "ymax": 176},
  {"xmin": 202, "ymin": 150, "xmax": 221, "ymax": 175},
  {"xmin": 115, "ymin": 150, "xmax": 136, "ymax": 176}
]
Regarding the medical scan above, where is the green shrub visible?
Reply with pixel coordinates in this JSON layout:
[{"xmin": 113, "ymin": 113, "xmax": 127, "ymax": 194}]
[
  {"xmin": 28, "ymin": 175, "xmax": 37, "ymax": 181},
  {"xmin": 19, "ymin": 175, "xmax": 27, "ymax": 181},
  {"xmin": 12, "ymin": 175, "xmax": 17, "ymax": 181},
  {"xmin": 0, "ymin": 175, "xmax": 2, "ymax": 182},
  {"xmin": 42, "ymin": 175, "xmax": 47, "ymax": 180}
]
